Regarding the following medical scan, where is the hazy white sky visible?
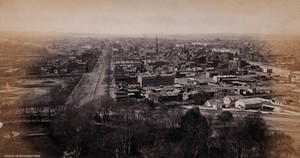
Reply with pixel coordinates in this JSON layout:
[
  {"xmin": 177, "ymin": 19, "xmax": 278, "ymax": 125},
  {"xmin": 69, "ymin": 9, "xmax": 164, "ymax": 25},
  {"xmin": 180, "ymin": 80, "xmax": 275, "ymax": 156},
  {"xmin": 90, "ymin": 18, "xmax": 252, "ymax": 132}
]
[{"xmin": 0, "ymin": 0, "xmax": 300, "ymax": 34}]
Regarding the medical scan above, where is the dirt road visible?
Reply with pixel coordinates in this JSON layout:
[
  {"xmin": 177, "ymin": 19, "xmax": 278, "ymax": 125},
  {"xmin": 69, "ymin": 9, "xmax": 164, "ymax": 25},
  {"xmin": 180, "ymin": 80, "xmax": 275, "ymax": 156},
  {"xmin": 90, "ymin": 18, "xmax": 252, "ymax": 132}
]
[{"xmin": 66, "ymin": 49, "xmax": 109, "ymax": 107}]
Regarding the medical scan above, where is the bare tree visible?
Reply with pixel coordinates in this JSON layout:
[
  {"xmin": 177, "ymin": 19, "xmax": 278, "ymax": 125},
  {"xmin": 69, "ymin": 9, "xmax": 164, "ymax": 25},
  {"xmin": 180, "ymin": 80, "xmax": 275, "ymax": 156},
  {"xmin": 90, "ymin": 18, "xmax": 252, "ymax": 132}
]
[
  {"xmin": 226, "ymin": 114, "xmax": 270, "ymax": 158},
  {"xmin": 165, "ymin": 107, "xmax": 183, "ymax": 128},
  {"xmin": 89, "ymin": 95, "xmax": 115, "ymax": 124}
]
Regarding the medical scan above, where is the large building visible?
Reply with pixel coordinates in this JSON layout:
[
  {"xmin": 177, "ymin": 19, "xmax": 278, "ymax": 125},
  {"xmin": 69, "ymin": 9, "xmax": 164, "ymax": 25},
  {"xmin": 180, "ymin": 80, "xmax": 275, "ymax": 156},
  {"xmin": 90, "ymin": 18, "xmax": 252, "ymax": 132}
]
[
  {"xmin": 213, "ymin": 75, "xmax": 236, "ymax": 83},
  {"xmin": 137, "ymin": 74, "xmax": 175, "ymax": 87},
  {"xmin": 235, "ymin": 98, "xmax": 262, "ymax": 109},
  {"xmin": 228, "ymin": 57, "xmax": 247, "ymax": 68}
]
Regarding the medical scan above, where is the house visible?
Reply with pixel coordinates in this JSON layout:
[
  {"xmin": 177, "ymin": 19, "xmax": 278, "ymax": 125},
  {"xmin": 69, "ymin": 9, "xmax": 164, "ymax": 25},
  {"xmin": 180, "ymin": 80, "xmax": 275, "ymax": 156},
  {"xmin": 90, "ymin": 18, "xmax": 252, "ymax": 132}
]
[
  {"xmin": 158, "ymin": 91, "xmax": 180, "ymax": 102},
  {"xmin": 205, "ymin": 99, "xmax": 224, "ymax": 109},
  {"xmin": 182, "ymin": 91, "xmax": 198, "ymax": 101},
  {"xmin": 262, "ymin": 68, "xmax": 273, "ymax": 74},
  {"xmin": 223, "ymin": 95, "xmax": 245, "ymax": 108},
  {"xmin": 205, "ymin": 71, "xmax": 218, "ymax": 78},
  {"xmin": 235, "ymin": 98, "xmax": 262, "ymax": 110}
]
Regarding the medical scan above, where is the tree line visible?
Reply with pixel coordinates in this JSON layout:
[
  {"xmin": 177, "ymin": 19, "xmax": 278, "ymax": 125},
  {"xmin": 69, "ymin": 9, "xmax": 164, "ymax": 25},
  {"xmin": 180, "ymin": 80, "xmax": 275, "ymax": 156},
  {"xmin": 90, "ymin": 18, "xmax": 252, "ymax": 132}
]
[{"xmin": 49, "ymin": 96, "xmax": 298, "ymax": 158}]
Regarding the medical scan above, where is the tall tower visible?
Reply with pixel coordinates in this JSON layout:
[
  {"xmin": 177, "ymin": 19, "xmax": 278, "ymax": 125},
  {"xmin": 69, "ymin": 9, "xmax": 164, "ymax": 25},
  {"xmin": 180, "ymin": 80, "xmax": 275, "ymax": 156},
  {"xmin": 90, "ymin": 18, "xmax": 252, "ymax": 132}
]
[{"xmin": 155, "ymin": 34, "xmax": 159, "ymax": 54}]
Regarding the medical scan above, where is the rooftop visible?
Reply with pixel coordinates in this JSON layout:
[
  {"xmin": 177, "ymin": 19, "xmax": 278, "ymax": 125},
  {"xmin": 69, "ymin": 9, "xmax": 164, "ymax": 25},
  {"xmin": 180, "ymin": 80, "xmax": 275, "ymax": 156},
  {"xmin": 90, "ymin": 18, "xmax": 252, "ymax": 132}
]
[{"xmin": 238, "ymin": 98, "xmax": 262, "ymax": 105}]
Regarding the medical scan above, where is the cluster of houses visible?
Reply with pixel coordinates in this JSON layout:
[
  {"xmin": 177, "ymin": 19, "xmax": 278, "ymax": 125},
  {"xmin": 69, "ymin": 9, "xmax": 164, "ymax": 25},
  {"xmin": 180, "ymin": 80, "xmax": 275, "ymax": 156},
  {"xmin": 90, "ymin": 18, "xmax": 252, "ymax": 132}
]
[{"xmin": 205, "ymin": 96, "xmax": 281, "ymax": 112}]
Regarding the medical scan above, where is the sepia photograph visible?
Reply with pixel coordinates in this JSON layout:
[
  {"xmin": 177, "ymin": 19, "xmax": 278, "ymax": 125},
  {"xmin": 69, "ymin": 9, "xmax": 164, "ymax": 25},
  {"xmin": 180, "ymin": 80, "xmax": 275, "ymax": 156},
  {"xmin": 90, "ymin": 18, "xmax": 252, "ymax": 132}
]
[{"xmin": 0, "ymin": 0, "xmax": 300, "ymax": 157}]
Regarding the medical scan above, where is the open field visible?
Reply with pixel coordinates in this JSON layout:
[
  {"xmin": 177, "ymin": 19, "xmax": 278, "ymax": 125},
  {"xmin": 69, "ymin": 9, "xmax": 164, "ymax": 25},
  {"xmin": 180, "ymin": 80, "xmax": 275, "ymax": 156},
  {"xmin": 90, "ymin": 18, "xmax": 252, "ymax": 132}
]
[
  {"xmin": 264, "ymin": 114, "xmax": 300, "ymax": 148},
  {"xmin": 0, "ymin": 77, "xmax": 80, "ymax": 109}
]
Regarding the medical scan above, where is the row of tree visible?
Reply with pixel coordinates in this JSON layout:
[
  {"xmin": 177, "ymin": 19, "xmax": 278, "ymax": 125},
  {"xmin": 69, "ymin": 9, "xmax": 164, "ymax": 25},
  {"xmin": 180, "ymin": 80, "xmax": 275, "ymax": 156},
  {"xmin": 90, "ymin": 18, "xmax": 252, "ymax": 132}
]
[
  {"xmin": 49, "ymin": 96, "xmax": 299, "ymax": 158},
  {"xmin": 103, "ymin": 52, "xmax": 114, "ymax": 96}
]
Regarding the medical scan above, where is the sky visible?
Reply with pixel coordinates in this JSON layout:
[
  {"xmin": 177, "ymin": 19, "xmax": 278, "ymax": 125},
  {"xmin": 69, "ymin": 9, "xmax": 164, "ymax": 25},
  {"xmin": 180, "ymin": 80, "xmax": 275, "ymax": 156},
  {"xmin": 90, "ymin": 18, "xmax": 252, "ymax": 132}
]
[{"xmin": 0, "ymin": 0, "xmax": 300, "ymax": 35}]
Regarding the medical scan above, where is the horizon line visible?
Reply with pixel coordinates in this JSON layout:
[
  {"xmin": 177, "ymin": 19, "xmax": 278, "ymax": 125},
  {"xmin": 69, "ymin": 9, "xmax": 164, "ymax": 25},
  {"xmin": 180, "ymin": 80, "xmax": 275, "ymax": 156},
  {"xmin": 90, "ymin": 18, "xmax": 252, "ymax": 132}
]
[{"xmin": 1, "ymin": 31, "xmax": 300, "ymax": 38}]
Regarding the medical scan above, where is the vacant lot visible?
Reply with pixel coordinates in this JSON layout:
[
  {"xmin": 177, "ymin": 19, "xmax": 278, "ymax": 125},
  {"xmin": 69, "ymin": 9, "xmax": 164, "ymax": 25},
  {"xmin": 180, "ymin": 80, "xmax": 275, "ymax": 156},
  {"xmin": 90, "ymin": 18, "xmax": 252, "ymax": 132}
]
[{"xmin": 0, "ymin": 76, "xmax": 81, "ymax": 110}]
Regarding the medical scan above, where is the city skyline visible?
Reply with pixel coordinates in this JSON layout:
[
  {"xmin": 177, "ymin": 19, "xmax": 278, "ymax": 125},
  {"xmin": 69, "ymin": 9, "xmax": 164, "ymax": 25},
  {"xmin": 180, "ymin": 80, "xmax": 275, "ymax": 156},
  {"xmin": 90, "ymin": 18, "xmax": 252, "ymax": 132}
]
[{"xmin": 1, "ymin": 0, "xmax": 300, "ymax": 35}]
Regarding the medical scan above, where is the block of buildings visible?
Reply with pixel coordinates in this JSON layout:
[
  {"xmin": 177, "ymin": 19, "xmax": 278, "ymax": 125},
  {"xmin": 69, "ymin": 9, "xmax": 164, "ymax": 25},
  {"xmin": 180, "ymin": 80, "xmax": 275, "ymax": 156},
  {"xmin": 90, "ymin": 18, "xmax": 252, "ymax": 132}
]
[{"xmin": 137, "ymin": 74, "xmax": 175, "ymax": 87}]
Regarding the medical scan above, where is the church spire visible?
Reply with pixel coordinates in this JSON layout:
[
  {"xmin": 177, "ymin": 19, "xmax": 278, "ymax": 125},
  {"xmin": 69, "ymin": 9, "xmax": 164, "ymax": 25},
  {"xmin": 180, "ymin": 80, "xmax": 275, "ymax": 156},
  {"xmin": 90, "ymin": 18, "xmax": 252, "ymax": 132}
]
[{"xmin": 155, "ymin": 34, "xmax": 159, "ymax": 54}]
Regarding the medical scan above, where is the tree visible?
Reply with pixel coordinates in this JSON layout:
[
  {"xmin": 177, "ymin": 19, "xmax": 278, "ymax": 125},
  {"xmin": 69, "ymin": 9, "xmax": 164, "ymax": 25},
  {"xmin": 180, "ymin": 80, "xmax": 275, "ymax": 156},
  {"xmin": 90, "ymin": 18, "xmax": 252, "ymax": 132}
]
[
  {"xmin": 218, "ymin": 111, "xmax": 234, "ymax": 125},
  {"xmin": 17, "ymin": 91, "xmax": 48, "ymax": 121},
  {"xmin": 103, "ymin": 53, "xmax": 114, "ymax": 96},
  {"xmin": 193, "ymin": 90, "xmax": 213, "ymax": 105},
  {"xmin": 180, "ymin": 108, "xmax": 209, "ymax": 158},
  {"xmin": 28, "ymin": 95, "xmax": 50, "ymax": 122},
  {"xmin": 104, "ymin": 52, "xmax": 113, "ymax": 73},
  {"xmin": 141, "ymin": 138, "xmax": 183, "ymax": 158},
  {"xmin": 31, "ymin": 103, "xmax": 44, "ymax": 122},
  {"xmin": 51, "ymin": 104, "xmax": 96, "ymax": 157},
  {"xmin": 104, "ymin": 101, "xmax": 147, "ymax": 158},
  {"xmin": 217, "ymin": 111, "xmax": 235, "ymax": 157},
  {"xmin": 204, "ymin": 114, "xmax": 214, "ymax": 158},
  {"xmin": 227, "ymin": 114, "xmax": 270, "ymax": 158},
  {"xmin": 89, "ymin": 95, "xmax": 115, "ymax": 124},
  {"xmin": 105, "ymin": 68, "xmax": 113, "ymax": 77},
  {"xmin": 103, "ymin": 75, "xmax": 113, "ymax": 96},
  {"xmin": 48, "ymin": 86, "xmax": 66, "ymax": 119},
  {"xmin": 226, "ymin": 118, "xmax": 247, "ymax": 158},
  {"xmin": 243, "ymin": 114, "xmax": 270, "ymax": 158},
  {"xmin": 165, "ymin": 107, "xmax": 183, "ymax": 128}
]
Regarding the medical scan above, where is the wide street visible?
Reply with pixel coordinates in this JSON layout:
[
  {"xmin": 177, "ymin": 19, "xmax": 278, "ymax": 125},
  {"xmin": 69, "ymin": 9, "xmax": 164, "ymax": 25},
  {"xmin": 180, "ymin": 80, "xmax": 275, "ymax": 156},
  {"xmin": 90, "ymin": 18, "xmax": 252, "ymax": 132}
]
[{"xmin": 66, "ymin": 48, "xmax": 110, "ymax": 107}]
